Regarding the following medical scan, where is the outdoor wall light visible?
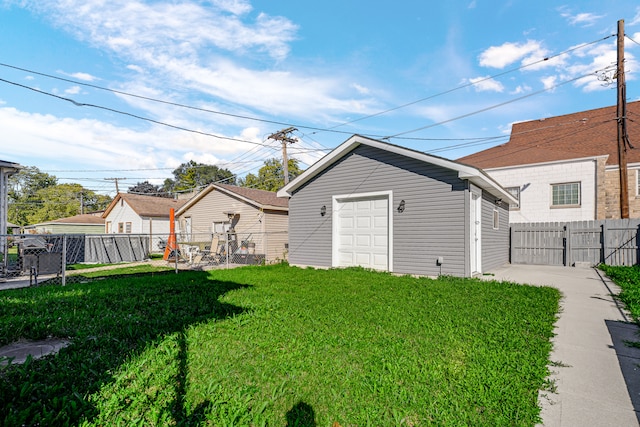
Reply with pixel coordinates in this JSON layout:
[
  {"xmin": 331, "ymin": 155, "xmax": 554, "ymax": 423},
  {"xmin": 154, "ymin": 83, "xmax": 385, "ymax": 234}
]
[
  {"xmin": 495, "ymin": 199, "xmax": 502, "ymax": 206},
  {"xmin": 397, "ymin": 199, "xmax": 406, "ymax": 213},
  {"xmin": 320, "ymin": 205, "xmax": 327, "ymax": 216}
]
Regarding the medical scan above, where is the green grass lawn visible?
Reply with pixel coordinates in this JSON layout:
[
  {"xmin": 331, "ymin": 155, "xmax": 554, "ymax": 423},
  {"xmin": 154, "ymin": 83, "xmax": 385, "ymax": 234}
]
[
  {"xmin": 0, "ymin": 264, "xmax": 560, "ymax": 426},
  {"xmin": 599, "ymin": 264, "xmax": 640, "ymax": 324}
]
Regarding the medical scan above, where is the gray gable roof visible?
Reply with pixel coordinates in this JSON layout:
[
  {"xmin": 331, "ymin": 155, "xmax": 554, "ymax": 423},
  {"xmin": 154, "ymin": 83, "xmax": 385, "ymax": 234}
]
[
  {"xmin": 177, "ymin": 183, "xmax": 288, "ymax": 216},
  {"xmin": 277, "ymin": 134, "xmax": 516, "ymax": 202}
]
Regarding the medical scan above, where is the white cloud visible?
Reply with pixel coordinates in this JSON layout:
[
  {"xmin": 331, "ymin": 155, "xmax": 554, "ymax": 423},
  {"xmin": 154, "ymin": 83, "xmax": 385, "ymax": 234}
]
[
  {"xmin": 479, "ymin": 40, "xmax": 549, "ymax": 69},
  {"xmin": 69, "ymin": 72, "xmax": 98, "ymax": 82},
  {"xmin": 510, "ymin": 84, "xmax": 532, "ymax": 95},
  {"xmin": 630, "ymin": 7, "xmax": 640, "ymax": 26},
  {"xmin": 541, "ymin": 76, "xmax": 557, "ymax": 91},
  {"xmin": 65, "ymin": 86, "xmax": 81, "ymax": 95},
  {"xmin": 16, "ymin": 0, "xmax": 376, "ymax": 124},
  {"xmin": 0, "ymin": 106, "xmax": 264, "ymax": 180},
  {"xmin": 210, "ymin": 0, "xmax": 252, "ymax": 15},
  {"xmin": 35, "ymin": 0, "xmax": 298, "ymax": 61},
  {"xmin": 468, "ymin": 76, "xmax": 504, "ymax": 92},
  {"xmin": 351, "ymin": 83, "xmax": 370, "ymax": 95},
  {"xmin": 559, "ymin": 9, "xmax": 604, "ymax": 27}
]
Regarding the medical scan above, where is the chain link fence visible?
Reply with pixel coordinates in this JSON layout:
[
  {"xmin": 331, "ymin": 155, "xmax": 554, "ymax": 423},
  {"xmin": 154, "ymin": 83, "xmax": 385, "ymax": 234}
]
[
  {"xmin": 167, "ymin": 231, "xmax": 288, "ymax": 268},
  {"xmin": 0, "ymin": 231, "xmax": 288, "ymax": 287}
]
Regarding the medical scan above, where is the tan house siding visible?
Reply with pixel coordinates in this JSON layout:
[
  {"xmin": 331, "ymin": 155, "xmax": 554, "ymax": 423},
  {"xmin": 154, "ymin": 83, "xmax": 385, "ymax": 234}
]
[
  {"xmin": 177, "ymin": 186, "xmax": 288, "ymax": 262},
  {"xmin": 595, "ymin": 157, "xmax": 608, "ymax": 219},
  {"xmin": 602, "ymin": 167, "xmax": 640, "ymax": 219},
  {"xmin": 263, "ymin": 210, "xmax": 289, "ymax": 261}
]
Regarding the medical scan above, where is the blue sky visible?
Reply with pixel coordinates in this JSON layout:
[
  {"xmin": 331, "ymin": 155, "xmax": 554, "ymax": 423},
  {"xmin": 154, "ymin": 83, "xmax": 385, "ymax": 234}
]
[{"xmin": 1, "ymin": 0, "xmax": 639, "ymax": 195}]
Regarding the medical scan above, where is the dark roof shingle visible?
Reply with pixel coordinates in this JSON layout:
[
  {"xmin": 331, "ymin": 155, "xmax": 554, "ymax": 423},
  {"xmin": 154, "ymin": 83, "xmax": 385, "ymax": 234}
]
[
  {"xmin": 104, "ymin": 193, "xmax": 187, "ymax": 218},
  {"xmin": 458, "ymin": 100, "xmax": 640, "ymax": 169}
]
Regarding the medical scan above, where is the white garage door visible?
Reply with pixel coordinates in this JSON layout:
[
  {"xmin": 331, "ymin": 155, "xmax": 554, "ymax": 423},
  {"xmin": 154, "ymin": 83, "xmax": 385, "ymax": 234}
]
[{"xmin": 335, "ymin": 196, "xmax": 389, "ymax": 270}]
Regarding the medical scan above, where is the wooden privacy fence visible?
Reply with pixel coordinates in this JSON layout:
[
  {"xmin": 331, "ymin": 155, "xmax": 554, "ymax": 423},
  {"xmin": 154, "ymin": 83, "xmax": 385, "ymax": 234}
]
[{"xmin": 510, "ymin": 219, "xmax": 640, "ymax": 266}]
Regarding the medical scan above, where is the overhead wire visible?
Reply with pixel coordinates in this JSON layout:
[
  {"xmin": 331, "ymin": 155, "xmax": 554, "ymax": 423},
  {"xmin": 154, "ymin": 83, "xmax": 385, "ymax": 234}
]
[
  {"xmin": 0, "ymin": 77, "xmax": 273, "ymax": 148},
  {"xmin": 0, "ymin": 33, "xmax": 615, "ymax": 141},
  {"xmin": 384, "ymin": 73, "xmax": 594, "ymax": 138}
]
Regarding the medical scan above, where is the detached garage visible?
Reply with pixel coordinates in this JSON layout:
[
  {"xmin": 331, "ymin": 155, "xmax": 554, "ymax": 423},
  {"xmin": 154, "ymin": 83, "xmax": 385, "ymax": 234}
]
[{"xmin": 277, "ymin": 135, "xmax": 516, "ymax": 277}]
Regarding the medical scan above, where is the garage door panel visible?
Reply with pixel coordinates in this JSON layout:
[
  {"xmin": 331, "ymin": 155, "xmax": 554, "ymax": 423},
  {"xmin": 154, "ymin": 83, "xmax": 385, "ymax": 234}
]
[
  {"xmin": 355, "ymin": 252, "xmax": 371, "ymax": 265},
  {"xmin": 373, "ymin": 199, "xmax": 387, "ymax": 209},
  {"xmin": 340, "ymin": 235, "xmax": 354, "ymax": 246},
  {"xmin": 373, "ymin": 235, "xmax": 387, "ymax": 247},
  {"xmin": 356, "ymin": 235, "xmax": 371, "ymax": 246},
  {"xmin": 339, "ymin": 216, "xmax": 354, "ymax": 228},
  {"xmin": 338, "ymin": 252, "xmax": 354, "ymax": 265},
  {"xmin": 373, "ymin": 254, "xmax": 388, "ymax": 266},
  {"xmin": 373, "ymin": 215, "xmax": 387, "ymax": 228},
  {"xmin": 356, "ymin": 216, "xmax": 371, "ymax": 228}
]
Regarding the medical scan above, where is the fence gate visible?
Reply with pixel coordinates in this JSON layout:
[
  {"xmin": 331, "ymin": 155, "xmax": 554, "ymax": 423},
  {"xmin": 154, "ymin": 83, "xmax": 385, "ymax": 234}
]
[{"xmin": 510, "ymin": 219, "xmax": 640, "ymax": 267}]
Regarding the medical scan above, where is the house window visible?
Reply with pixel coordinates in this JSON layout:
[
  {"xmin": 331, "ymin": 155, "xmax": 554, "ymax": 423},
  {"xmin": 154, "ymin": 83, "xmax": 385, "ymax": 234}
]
[
  {"xmin": 505, "ymin": 186, "xmax": 520, "ymax": 210},
  {"xmin": 118, "ymin": 222, "xmax": 124, "ymax": 233},
  {"xmin": 106, "ymin": 221, "xmax": 111, "ymax": 233},
  {"xmin": 125, "ymin": 222, "xmax": 132, "ymax": 233},
  {"xmin": 493, "ymin": 209, "xmax": 499, "ymax": 230},
  {"xmin": 551, "ymin": 182, "xmax": 581, "ymax": 207},
  {"xmin": 212, "ymin": 221, "xmax": 229, "ymax": 234}
]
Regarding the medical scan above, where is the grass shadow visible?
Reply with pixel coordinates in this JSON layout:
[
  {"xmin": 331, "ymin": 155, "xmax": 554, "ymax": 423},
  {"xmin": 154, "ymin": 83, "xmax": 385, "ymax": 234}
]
[
  {"xmin": 0, "ymin": 270, "xmax": 249, "ymax": 426},
  {"xmin": 285, "ymin": 401, "xmax": 316, "ymax": 427},
  {"xmin": 605, "ymin": 319, "xmax": 640, "ymax": 425}
]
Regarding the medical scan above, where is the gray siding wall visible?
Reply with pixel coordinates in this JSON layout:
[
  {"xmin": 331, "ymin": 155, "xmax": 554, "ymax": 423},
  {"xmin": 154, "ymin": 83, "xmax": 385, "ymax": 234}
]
[
  {"xmin": 289, "ymin": 145, "xmax": 468, "ymax": 276},
  {"xmin": 480, "ymin": 192, "xmax": 510, "ymax": 272}
]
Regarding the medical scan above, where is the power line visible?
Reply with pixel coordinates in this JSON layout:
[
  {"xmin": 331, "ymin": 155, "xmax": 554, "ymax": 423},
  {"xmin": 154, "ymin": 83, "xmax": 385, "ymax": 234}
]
[
  {"xmin": 0, "ymin": 33, "xmax": 616, "ymax": 140},
  {"xmin": 308, "ymin": 34, "xmax": 616, "ymax": 134},
  {"xmin": 384, "ymin": 72, "xmax": 594, "ymax": 139},
  {"xmin": 0, "ymin": 77, "xmax": 274, "ymax": 148}
]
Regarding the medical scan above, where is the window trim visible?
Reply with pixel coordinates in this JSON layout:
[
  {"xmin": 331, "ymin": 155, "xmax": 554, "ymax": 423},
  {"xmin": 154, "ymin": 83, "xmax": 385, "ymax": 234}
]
[
  {"xmin": 505, "ymin": 186, "xmax": 520, "ymax": 210},
  {"xmin": 493, "ymin": 209, "xmax": 500, "ymax": 230},
  {"xmin": 551, "ymin": 182, "xmax": 581, "ymax": 208}
]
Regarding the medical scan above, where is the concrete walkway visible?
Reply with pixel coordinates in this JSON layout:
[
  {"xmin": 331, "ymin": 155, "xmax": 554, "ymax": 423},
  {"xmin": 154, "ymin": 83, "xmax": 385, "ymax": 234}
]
[{"xmin": 485, "ymin": 264, "xmax": 640, "ymax": 427}]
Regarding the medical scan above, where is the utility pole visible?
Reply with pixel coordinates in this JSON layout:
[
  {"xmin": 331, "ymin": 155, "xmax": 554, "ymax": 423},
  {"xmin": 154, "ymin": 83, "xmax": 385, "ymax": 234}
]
[
  {"xmin": 105, "ymin": 177, "xmax": 127, "ymax": 194},
  {"xmin": 616, "ymin": 19, "xmax": 629, "ymax": 218},
  {"xmin": 268, "ymin": 127, "xmax": 297, "ymax": 185}
]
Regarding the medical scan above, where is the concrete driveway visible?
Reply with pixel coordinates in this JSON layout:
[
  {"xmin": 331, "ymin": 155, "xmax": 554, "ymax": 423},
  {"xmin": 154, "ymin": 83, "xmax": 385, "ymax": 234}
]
[{"xmin": 484, "ymin": 264, "xmax": 640, "ymax": 427}]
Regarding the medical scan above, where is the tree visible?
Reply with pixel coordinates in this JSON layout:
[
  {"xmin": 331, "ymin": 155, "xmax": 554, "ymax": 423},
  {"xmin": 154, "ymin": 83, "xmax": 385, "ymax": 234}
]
[
  {"xmin": 162, "ymin": 161, "xmax": 235, "ymax": 194},
  {"xmin": 24, "ymin": 184, "xmax": 112, "ymax": 224},
  {"xmin": 128, "ymin": 181, "xmax": 167, "ymax": 197},
  {"xmin": 8, "ymin": 166, "xmax": 58, "ymax": 225},
  {"xmin": 239, "ymin": 158, "xmax": 303, "ymax": 192}
]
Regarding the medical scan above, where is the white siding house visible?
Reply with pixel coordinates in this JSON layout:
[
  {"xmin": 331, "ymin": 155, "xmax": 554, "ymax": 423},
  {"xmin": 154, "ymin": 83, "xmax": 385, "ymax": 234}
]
[
  {"xmin": 102, "ymin": 193, "xmax": 186, "ymax": 250},
  {"xmin": 485, "ymin": 157, "xmax": 599, "ymax": 223}
]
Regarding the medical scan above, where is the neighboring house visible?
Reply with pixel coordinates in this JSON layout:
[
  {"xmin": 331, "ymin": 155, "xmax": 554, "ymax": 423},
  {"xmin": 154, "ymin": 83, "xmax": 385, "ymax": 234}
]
[
  {"xmin": 102, "ymin": 193, "xmax": 186, "ymax": 250},
  {"xmin": 458, "ymin": 101, "xmax": 640, "ymax": 222},
  {"xmin": 6, "ymin": 222, "xmax": 20, "ymax": 234},
  {"xmin": 277, "ymin": 135, "xmax": 515, "ymax": 278},
  {"xmin": 1, "ymin": 160, "xmax": 21, "ymax": 235},
  {"xmin": 176, "ymin": 183, "xmax": 289, "ymax": 262},
  {"xmin": 23, "ymin": 213, "xmax": 106, "ymax": 234}
]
